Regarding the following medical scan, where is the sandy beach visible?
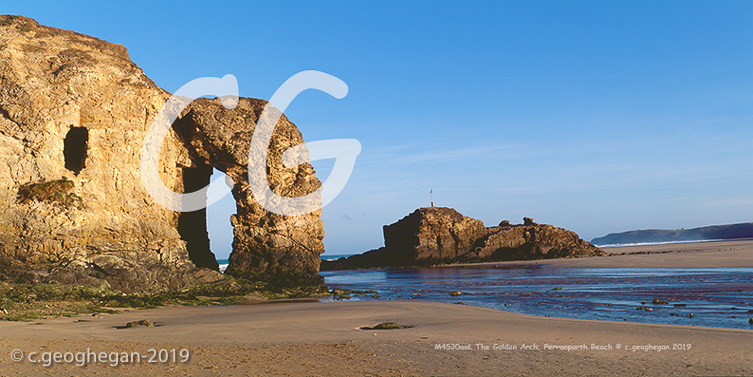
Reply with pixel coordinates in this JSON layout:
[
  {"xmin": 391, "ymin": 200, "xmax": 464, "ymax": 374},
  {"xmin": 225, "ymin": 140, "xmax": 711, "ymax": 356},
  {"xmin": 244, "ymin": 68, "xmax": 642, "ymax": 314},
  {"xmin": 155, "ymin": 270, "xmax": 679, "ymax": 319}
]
[{"xmin": 1, "ymin": 240, "xmax": 752, "ymax": 376}]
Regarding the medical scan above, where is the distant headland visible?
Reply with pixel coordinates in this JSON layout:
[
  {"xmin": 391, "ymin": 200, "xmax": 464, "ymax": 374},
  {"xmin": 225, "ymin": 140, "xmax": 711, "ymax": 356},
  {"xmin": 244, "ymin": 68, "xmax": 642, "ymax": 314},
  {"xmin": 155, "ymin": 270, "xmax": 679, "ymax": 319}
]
[{"xmin": 592, "ymin": 222, "xmax": 753, "ymax": 246}]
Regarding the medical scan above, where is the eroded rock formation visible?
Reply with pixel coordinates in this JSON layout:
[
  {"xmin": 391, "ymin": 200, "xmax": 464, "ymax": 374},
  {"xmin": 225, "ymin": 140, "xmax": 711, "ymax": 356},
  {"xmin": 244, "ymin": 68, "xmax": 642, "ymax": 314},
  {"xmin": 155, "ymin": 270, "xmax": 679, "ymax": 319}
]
[
  {"xmin": 174, "ymin": 99, "xmax": 324, "ymax": 287},
  {"xmin": 321, "ymin": 207, "xmax": 603, "ymax": 270},
  {"xmin": 0, "ymin": 15, "xmax": 325, "ymax": 291},
  {"xmin": 382, "ymin": 207, "xmax": 487, "ymax": 264}
]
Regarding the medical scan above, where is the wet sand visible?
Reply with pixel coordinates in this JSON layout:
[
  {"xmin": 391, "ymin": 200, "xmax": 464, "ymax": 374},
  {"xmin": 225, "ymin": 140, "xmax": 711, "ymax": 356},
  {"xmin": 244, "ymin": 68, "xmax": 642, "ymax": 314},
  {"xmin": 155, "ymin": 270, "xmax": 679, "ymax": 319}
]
[
  {"xmin": 1, "ymin": 240, "xmax": 752, "ymax": 376},
  {"xmin": 1, "ymin": 300, "xmax": 751, "ymax": 376}
]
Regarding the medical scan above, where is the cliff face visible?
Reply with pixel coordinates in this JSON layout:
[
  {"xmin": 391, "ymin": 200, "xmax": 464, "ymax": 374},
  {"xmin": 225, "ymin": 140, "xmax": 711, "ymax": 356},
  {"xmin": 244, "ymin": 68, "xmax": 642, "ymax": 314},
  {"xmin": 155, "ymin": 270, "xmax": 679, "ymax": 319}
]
[
  {"xmin": 321, "ymin": 207, "xmax": 602, "ymax": 270},
  {"xmin": 0, "ymin": 15, "xmax": 325, "ymax": 291}
]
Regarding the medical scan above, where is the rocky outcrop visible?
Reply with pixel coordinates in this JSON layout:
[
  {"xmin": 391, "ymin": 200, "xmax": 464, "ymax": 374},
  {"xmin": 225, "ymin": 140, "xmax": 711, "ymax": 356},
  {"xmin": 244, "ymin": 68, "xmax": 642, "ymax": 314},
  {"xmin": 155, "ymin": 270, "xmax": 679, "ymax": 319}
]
[
  {"xmin": 0, "ymin": 15, "xmax": 325, "ymax": 292},
  {"xmin": 469, "ymin": 221, "xmax": 601, "ymax": 261},
  {"xmin": 383, "ymin": 207, "xmax": 487, "ymax": 262},
  {"xmin": 321, "ymin": 207, "xmax": 602, "ymax": 270}
]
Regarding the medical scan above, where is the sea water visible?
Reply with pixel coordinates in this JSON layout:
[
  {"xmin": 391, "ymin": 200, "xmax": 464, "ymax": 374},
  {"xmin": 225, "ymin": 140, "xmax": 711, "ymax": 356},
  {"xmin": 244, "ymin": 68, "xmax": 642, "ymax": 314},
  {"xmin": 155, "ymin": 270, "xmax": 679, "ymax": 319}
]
[
  {"xmin": 217, "ymin": 256, "xmax": 346, "ymax": 273},
  {"xmin": 217, "ymin": 256, "xmax": 347, "ymax": 273},
  {"xmin": 593, "ymin": 239, "xmax": 718, "ymax": 248},
  {"xmin": 320, "ymin": 265, "xmax": 753, "ymax": 330},
  {"xmin": 217, "ymin": 259, "xmax": 229, "ymax": 273}
]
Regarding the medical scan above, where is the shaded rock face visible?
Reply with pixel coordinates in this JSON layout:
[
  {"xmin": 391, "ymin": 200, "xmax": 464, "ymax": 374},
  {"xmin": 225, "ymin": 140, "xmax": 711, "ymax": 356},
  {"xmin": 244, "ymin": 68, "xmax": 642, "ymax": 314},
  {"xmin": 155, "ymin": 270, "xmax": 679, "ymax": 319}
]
[
  {"xmin": 470, "ymin": 222, "xmax": 602, "ymax": 261},
  {"xmin": 322, "ymin": 207, "xmax": 603, "ymax": 270},
  {"xmin": 383, "ymin": 207, "xmax": 487, "ymax": 262},
  {"xmin": 0, "ymin": 16, "xmax": 325, "ymax": 291}
]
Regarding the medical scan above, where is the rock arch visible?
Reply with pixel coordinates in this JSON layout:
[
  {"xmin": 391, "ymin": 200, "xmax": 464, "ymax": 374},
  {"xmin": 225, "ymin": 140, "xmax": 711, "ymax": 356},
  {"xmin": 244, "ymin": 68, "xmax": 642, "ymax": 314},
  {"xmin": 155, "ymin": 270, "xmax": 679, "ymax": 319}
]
[
  {"xmin": 0, "ymin": 15, "xmax": 326, "ymax": 292},
  {"xmin": 173, "ymin": 98, "xmax": 325, "ymax": 288}
]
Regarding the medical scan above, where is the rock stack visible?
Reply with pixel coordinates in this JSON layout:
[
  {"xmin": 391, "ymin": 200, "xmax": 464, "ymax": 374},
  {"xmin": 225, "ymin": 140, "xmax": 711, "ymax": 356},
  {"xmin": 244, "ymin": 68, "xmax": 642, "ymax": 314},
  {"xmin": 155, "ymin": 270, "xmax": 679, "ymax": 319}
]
[{"xmin": 322, "ymin": 207, "xmax": 603, "ymax": 270}]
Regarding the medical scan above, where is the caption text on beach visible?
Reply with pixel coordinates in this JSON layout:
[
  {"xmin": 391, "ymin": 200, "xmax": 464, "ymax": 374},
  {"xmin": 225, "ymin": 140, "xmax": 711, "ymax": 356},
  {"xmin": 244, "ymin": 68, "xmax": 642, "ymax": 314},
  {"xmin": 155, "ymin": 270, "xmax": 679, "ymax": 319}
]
[{"xmin": 434, "ymin": 343, "xmax": 693, "ymax": 353}]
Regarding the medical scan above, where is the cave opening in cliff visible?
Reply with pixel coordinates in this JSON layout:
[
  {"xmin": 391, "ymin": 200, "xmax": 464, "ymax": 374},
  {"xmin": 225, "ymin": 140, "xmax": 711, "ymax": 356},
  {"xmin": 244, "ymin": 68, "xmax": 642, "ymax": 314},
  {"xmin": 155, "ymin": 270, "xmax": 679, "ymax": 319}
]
[
  {"xmin": 177, "ymin": 164, "xmax": 220, "ymax": 271},
  {"xmin": 63, "ymin": 127, "xmax": 88, "ymax": 175}
]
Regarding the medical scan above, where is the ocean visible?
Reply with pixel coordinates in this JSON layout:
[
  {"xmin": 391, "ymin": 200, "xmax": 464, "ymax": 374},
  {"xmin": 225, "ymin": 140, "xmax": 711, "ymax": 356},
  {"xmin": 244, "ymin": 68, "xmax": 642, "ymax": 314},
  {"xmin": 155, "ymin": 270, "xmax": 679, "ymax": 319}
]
[
  {"xmin": 216, "ymin": 255, "xmax": 349, "ymax": 273},
  {"xmin": 320, "ymin": 265, "xmax": 753, "ymax": 330},
  {"xmin": 219, "ymin": 250, "xmax": 753, "ymax": 330},
  {"xmin": 218, "ymin": 259, "xmax": 229, "ymax": 273},
  {"xmin": 321, "ymin": 254, "xmax": 354, "ymax": 261},
  {"xmin": 593, "ymin": 239, "xmax": 717, "ymax": 248}
]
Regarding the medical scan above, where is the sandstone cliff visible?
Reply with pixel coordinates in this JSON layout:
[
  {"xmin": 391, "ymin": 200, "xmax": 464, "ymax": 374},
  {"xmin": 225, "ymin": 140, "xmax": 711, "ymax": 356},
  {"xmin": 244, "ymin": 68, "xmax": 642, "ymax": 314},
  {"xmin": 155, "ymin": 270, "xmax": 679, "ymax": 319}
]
[
  {"xmin": 321, "ymin": 207, "xmax": 603, "ymax": 270},
  {"xmin": 0, "ymin": 15, "xmax": 325, "ymax": 291}
]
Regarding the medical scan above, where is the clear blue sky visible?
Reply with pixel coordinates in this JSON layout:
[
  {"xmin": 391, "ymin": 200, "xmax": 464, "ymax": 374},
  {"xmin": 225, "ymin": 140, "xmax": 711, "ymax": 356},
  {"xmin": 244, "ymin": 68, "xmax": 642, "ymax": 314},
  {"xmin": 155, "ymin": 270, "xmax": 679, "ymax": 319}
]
[{"xmin": 8, "ymin": 1, "xmax": 753, "ymax": 258}]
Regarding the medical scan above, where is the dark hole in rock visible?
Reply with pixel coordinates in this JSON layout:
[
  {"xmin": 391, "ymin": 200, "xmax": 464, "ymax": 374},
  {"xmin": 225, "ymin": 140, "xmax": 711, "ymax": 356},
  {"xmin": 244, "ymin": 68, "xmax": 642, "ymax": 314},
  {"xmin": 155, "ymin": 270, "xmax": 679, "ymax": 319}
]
[
  {"xmin": 177, "ymin": 164, "xmax": 220, "ymax": 271},
  {"xmin": 64, "ymin": 127, "xmax": 88, "ymax": 175}
]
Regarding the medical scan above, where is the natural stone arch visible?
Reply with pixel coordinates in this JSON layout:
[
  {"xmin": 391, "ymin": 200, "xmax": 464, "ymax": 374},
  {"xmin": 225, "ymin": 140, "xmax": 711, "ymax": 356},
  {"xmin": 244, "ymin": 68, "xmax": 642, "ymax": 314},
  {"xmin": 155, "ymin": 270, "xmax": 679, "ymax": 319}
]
[
  {"xmin": 0, "ymin": 15, "xmax": 326, "ymax": 292},
  {"xmin": 173, "ymin": 98, "xmax": 326, "ymax": 288}
]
